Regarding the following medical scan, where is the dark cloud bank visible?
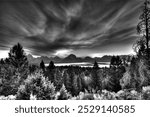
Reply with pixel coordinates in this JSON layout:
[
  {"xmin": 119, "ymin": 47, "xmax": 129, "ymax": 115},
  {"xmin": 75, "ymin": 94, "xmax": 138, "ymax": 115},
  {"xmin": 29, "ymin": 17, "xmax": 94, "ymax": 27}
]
[{"xmin": 0, "ymin": 0, "xmax": 143, "ymax": 57}]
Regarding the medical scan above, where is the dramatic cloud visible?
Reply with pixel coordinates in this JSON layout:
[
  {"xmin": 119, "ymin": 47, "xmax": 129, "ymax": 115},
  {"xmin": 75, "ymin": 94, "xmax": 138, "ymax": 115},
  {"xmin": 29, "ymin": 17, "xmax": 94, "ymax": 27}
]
[{"xmin": 0, "ymin": 0, "xmax": 143, "ymax": 57}]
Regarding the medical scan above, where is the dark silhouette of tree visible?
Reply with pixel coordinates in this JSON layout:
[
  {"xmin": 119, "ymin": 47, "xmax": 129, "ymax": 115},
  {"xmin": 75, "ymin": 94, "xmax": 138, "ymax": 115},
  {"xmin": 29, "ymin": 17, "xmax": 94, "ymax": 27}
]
[
  {"xmin": 40, "ymin": 60, "xmax": 45, "ymax": 71},
  {"xmin": 5, "ymin": 58, "xmax": 9, "ymax": 64},
  {"xmin": 93, "ymin": 61, "xmax": 99, "ymax": 69},
  {"xmin": 91, "ymin": 69, "xmax": 102, "ymax": 91},
  {"xmin": 0, "ymin": 59, "xmax": 5, "ymax": 64},
  {"xmin": 48, "ymin": 61, "xmax": 55, "ymax": 69},
  {"xmin": 110, "ymin": 56, "xmax": 115, "ymax": 67},
  {"xmin": 8, "ymin": 43, "xmax": 28, "ymax": 68},
  {"xmin": 8, "ymin": 43, "xmax": 29, "ymax": 82}
]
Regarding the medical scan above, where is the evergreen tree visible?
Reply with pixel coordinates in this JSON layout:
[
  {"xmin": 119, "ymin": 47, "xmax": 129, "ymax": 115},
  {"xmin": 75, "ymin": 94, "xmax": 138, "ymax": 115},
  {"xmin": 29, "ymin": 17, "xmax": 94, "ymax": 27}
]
[
  {"xmin": 63, "ymin": 70, "xmax": 72, "ymax": 92},
  {"xmin": 5, "ymin": 58, "xmax": 9, "ymax": 64},
  {"xmin": 57, "ymin": 84, "xmax": 69, "ymax": 100},
  {"xmin": 0, "ymin": 64, "xmax": 19, "ymax": 96},
  {"xmin": 73, "ymin": 74, "xmax": 79, "ymax": 96},
  {"xmin": 54, "ymin": 68, "xmax": 63, "ymax": 91},
  {"xmin": 67, "ymin": 69, "xmax": 76, "ymax": 95},
  {"xmin": 0, "ymin": 59, "xmax": 5, "ymax": 64},
  {"xmin": 45, "ymin": 61, "xmax": 55, "ymax": 82},
  {"xmin": 8, "ymin": 43, "xmax": 28, "ymax": 68},
  {"xmin": 110, "ymin": 56, "xmax": 116, "ymax": 67},
  {"xmin": 48, "ymin": 61, "xmax": 55, "ymax": 69},
  {"xmin": 91, "ymin": 69, "xmax": 102, "ymax": 91},
  {"xmin": 108, "ymin": 66, "xmax": 125, "ymax": 92},
  {"xmin": 40, "ymin": 60, "xmax": 45, "ymax": 71},
  {"xmin": 93, "ymin": 61, "xmax": 99, "ymax": 69},
  {"xmin": 77, "ymin": 75, "xmax": 83, "ymax": 92},
  {"xmin": 137, "ymin": 0, "xmax": 150, "ymax": 58},
  {"xmin": 16, "ymin": 72, "xmax": 56, "ymax": 100},
  {"xmin": 8, "ymin": 43, "xmax": 29, "ymax": 82}
]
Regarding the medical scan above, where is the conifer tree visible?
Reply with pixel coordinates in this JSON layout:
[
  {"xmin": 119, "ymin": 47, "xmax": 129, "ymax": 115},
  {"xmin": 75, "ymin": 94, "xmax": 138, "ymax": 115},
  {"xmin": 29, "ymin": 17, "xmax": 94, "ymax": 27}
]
[
  {"xmin": 8, "ymin": 43, "xmax": 28, "ymax": 68},
  {"xmin": 54, "ymin": 68, "xmax": 63, "ymax": 91},
  {"xmin": 57, "ymin": 84, "xmax": 68, "ymax": 100},
  {"xmin": 63, "ymin": 70, "xmax": 71, "ymax": 92},
  {"xmin": 40, "ymin": 60, "xmax": 45, "ymax": 72},
  {"xmin": 137, "ymin": 0, "xmax": 150, "ymax": 58},
  {"xmin": 8, "ymin": 43, "xmax": 29, "ymax": 82},
  {"xmin": 93, "ymin": 61, "xmax": 99, "ymax": 69},
  {"xmin": 0, "ymin": 59, "xmax": 5, "ymax": 65},
  {"xmin": 48, "ymin": 61, "xmax": 55, "ymax": 69}
]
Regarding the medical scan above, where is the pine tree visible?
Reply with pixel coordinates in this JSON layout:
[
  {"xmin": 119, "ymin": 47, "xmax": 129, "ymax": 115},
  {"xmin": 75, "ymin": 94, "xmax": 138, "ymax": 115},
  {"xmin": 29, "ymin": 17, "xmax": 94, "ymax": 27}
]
[
  {"xmin": 16, "ymin": 72, "xmax": 56, "ymax": 100},
  {"xmin": 0, "ymin": 59, "xmax": 5, "ymax": 65},
  {"xmin": 8, "ymin": 43, "xmax": 29, "ymax": 81},
  {"xmin": 63, "ymin": 70, "xmax": 72, "ymax": 92},
  {"xmin": 8, "ymin": 43, "xmax": 28, "ymax": 68},
  {"xmin": 93, "ymin": 61, "xmax": 99, "ymax": 69},
  {"xmin": 77, "ymin": 75, "xmax": 83, "ymax": 92},
  {"xmin": 67, "ymin": 69, "xmax": 76, "ymax": 95},
  {"xmin": 54, "ymin": 68, "xmax": 63, "ymax": 91},
  {"xmin": 91, "ymin": 69, "xmax": 102, "ymax": 91},
  {"xmin": 48, "ymin": 61, "xmax": 55, "ymax": 69},
  {"xmin": 57, "ymin": 84, "xmax": 68, "ymax": 100},
  {"xmin": 73, "ymin": 74, "xmax": 79, "ymax": 96},
  {"xmin": 40, "ymin": 60, "xmax": 45, "ymax": 72}
]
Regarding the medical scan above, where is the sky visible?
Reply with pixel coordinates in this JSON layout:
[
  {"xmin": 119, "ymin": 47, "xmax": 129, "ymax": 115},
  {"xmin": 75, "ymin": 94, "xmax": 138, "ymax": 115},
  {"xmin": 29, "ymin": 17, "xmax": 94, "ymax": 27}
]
[{"xmin": 0, "ymin": 0, "xmax": 144, "ymax": 58}]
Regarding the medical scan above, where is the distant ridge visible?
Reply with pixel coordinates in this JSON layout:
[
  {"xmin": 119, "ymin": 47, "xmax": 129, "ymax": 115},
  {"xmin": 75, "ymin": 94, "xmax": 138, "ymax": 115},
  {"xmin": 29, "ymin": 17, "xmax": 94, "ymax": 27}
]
[{"xmin": 27, "ymin": 54, "xmax": 130, "ymax": 65}]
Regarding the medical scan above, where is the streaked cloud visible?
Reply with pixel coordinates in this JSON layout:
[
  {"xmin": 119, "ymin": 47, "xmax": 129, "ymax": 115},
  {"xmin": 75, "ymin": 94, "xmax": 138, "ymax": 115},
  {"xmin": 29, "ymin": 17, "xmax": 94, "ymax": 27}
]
[{"xmin": 0, "ymin": 0, "xmax": 143, "ymax": 57}]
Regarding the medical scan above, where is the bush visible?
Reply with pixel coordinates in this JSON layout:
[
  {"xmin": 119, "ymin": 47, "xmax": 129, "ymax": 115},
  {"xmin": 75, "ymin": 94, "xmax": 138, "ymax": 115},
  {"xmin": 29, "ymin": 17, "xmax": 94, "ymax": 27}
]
[
  {"xmin": 16, "ymin": 84, "xmax": 31, "ymax": 100},
  {"xmin": 0, "ymin": 95, "xmax": 16, "ymax": 100},
  {"xmin": 116, "ymin": 89, "xmax": 141, "ymax": 100},
  {"xmin": 0, "ymin": 64, "xmax": 21, "ymax": 96},
  {"xmin": 73, "ymin": 92, "xmax": 94, "ymax": 100},
  {"xmin": 16, "ymin": 71, "xmax": 56, "ymax": 100},
  {"xmin": 142, "ymin": 86, "xmax": 150, "ymax": 100},
  {"xmin": 100, "ymin": 90, "xmax": 116, "ymax": 100}
]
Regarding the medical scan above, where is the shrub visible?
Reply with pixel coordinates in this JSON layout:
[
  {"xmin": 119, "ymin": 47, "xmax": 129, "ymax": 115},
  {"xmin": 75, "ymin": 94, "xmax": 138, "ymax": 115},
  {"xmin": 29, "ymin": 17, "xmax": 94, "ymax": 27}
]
[
  {"xmin": 16, "ymin": 71, "xmax": 56, "ymax": 100},
  {"xmin": 0, "ymin": 95, "xmax": 16, "ymax": 100},
  {"xmin": 100, "ymin": 90, "xmax": 116, "ymax": 100},
  {"xmin": 116, "ymin": 89, "xmax": 141, "ymax": 100},
  {"xmin": 75, "ymin": 92, "xmax": 94, "ymax": 100},
  {"xmin": 142, "ymin": 86, "xmax": 150, "ymax": 100}
]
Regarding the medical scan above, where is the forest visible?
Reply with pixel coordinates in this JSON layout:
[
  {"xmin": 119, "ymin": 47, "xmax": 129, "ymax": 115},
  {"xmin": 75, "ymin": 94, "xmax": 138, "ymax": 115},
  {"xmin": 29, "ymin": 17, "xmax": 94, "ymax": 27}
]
[{"xmin": 1, "ymin": 1, "xmax": 150, "ymax": 100}]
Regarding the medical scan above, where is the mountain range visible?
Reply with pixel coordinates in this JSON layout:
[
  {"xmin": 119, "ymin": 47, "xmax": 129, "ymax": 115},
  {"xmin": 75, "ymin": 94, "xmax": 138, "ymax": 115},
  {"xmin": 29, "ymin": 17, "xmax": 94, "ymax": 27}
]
[{"xmin": 27, "ymin": 54, "xmax": 112, "ymax": 65}]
